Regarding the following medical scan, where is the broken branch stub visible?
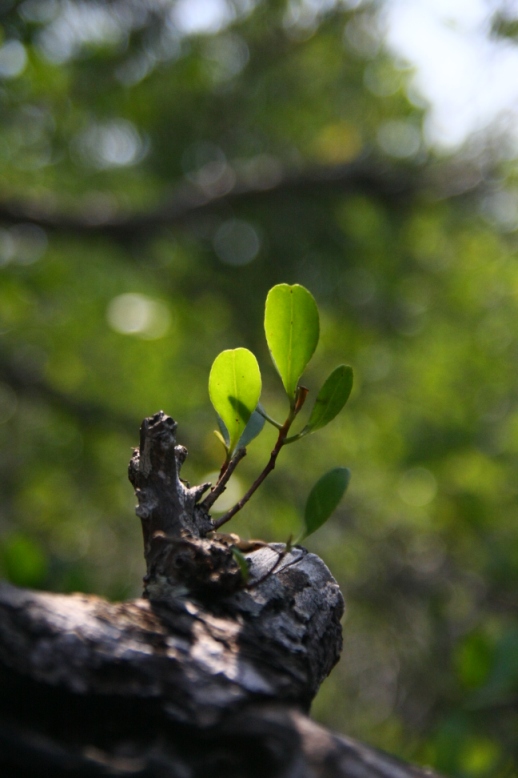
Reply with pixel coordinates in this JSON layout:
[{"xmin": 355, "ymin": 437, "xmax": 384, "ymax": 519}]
[
  {"xmin": 128, "ymin": 411, "xmax": 213, "ymax": 544},
  {"xmin": 0, "ymin": 409, "xmax": 445, "ymax": 778},
  {"xmin": 125, "ymin": 411, "xmax": 345, "ymax": 705},
  {"xmin": 128, "ymin": 411, "xmax": 246, "ymax": 597}
]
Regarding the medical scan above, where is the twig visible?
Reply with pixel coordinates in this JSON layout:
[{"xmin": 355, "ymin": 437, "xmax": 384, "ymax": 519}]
[
  {"xmin": 213, "ymin": 433, "xmax": 286, "ymax": 529},
  {"xmin": 213, "ymin": 388, "xmax": 308, "ymax": 530},
  {"xmin": 201, "ymin": 447, "xmax": 247, "ymax": 511}
]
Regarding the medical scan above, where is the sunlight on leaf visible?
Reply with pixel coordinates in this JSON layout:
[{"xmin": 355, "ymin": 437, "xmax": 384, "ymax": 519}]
[
  {"xmin": 208, "ymin": 348, "xmax": 262, "ymax": 453},
  {"xmin": 264, "ymin": 283, "xmax": 319, "ymax": 399}
]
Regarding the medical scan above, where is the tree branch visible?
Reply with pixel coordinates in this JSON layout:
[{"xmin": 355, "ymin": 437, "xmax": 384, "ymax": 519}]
[
  {"xmin": 214, "ymin": 387, "xmax": 308, "ymax": 530},
  {"xmin": 0, "ymin": 159, "xmax": 421, "ymax": 241},
  {"xmin": 0, "ymin": 349, "xmax": 136, "ymax": 433},
  {"xmin": 0, "ymin": 410, "xmax": 444, "ymax": 777},
  {"xmin": 201, "ymin": 446, "xmax": 247, "ymax": 511}
]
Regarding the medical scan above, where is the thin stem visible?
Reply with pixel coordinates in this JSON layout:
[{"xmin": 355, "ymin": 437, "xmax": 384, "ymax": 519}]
[
  {"xmin": 213, "ymin": 431, "xmax": 286, "ymax": 529},
  {"xmin": 213, "ymin": 386, "xmax": 309, "ymax": 530},
  {"xmin": 257, "ymin": 407, "xmax": 283, "ymax": 430},
  {"xmin": 294, "ymin": 385, "xmax": 309, "ymax": 413},
  {"xmin": 218, "ymin": 456, "xmax": 230, "ymax": 481},
  {"xmin": 201, "ymin": 447, "xmax": 247, "ymax": 511},
  {"xmin": 284, "ymin": 427, "xmax": 310, "ymax": 445}
]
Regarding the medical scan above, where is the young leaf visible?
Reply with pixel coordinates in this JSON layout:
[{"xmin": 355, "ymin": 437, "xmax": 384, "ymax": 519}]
[
  {"xmin": 305, "ymin": 365, "xmax": 353, "ymax": 433},
  {"xmin": 209, "ymin": 348, "xmax": 262, "ymax": 453},
  {"xmin": 302, "ymin": 467, "xmax": 350, "ymax": 540},
  {"xmin": 213, "ymin": 428, "xmax": 229, "ymax": 452},
  {"xmin": 264, "ymin": 283, "xmax": 319, "ymax": 399},
  {"xmin": 237, "ymin": 408, "xmax": 266, "ymax": 449},
  {"xmin": 216, "ymin": 415, "xmax": 230, "ymax": 448}
]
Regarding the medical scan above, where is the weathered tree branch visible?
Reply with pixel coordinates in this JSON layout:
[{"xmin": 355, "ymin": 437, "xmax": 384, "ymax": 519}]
[{"xmin": 0, "ymin": 411, "xmax": 443, "ymax": 777}]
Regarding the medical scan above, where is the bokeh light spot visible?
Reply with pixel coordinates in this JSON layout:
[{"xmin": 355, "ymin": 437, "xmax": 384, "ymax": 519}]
[
  {"xmin": 377, "ymin": 120, "xmax": 421, "ymax": 158},
  {"xmin": 213, "ymin": 219, "xmax": 261, "ymax": 265},
  {"xmin": 398, "ymin": 467, "xmax": 437, "ymax": 507},
  {"xmin": 172, "ymin": 0, "xmax": 234, "ymax": 35},
  {"xmin": 0, "ymin": 40, "xmax": 27, "ymax": 79},
  {"xmin": 107, "ymin": 294, "xmax": 171, "ymax": 339},
  {"xmin": 73, "ymin": 120, "xmax": 147, "ymax": 169},
  {"xmin": 8, "ymin": 224, "xmax": 48, "ymax": 265}
]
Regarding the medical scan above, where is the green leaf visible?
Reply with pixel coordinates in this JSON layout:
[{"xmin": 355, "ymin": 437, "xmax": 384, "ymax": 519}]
[
  {"xmin": 302, "ymin": 467, "xmax": 350, "ymax": 540},
  {"xmin": 264, "ymin": 283, "xmax": 320, "ymax": 399},
  {"xmin": 209, "ymin": 348, "xmax": 262, "ymax": 453},
  {"xmin": 237, "ymin": 408, "xmax": 266, "ymax": 448},
  {"xmin": 306, "ymin": 365, "xmax": 353, "ymax": 433},
  {"xmin": 213, "ymin": 429, "xmax": 229, "ymax": 452},
  {"xmin": 216, "ymin": 414, "xmax": 230, "ymax": 448}
]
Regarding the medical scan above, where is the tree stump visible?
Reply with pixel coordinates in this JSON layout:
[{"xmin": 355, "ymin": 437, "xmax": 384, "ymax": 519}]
[{"xmin": 0, "ymin": 412, "xmax": 441, "ymax": 777}]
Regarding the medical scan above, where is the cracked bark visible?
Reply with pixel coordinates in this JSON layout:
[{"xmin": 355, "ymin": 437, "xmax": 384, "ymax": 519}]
[{"xmin": 0, "ymin": 411, "xmax": 442, "ymax": 777}]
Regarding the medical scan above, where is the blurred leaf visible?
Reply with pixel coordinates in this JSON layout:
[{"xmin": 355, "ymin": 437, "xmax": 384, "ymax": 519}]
[
  {"xmin": 460, "ymin": 737, "xmax": 501, "ymax": 776},
  {"xmin": 302, "ymin": 467, "xmax": 350, "ymax": 540},
  {"xmin": 470, "ymin": 628, "xmax": 518, "ymax": 705},
  {"xmin": 208, "ymin": 348, "xmax": 262, "ymax": 453},
  {"xmin": 455, "ymin": 631, "xmax": 494, "ymax": 691},
  {"xmin": 306, "ymin": 365, "xmax": 353, "ymax": 433},
  {"xmin": 2, "ymin": 534, "xmax": 48, "ymax": 588},
  {"xmin": 490, "ymin": 13, "xmax": 518, "ymax": 41},
  {"xmin": 264, "ymin": 284, "xmax": 319, "ymax": 399}
]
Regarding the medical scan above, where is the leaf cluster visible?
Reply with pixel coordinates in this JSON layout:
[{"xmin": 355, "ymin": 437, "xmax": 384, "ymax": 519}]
[{"xmin": 207, "ymin": 283, "xmax": 352, "ymax": 540}]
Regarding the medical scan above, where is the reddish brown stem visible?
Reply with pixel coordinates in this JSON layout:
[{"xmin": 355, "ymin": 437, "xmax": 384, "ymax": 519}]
[
  {"xmin": 201, "ymin": 448, "xmax": 247, "ymax": 511},
  {"xmin": 213, "ymin": 433, "xmax": 285, "ymax": 529},
  {"xmin": 213, "ymin": 387, "xmax": 308, "ymax": 530}
]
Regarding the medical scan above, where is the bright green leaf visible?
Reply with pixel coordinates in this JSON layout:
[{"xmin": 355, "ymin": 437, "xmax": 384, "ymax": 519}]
[
  {"xmin": 306, "ymin": 365, "xmax": 353, "ymax": 433},
  {"xmin": 264, "ymin": 283, "xmax": 320, "ymax": 399},
  {"xmin": 302, "ymin": 467, "xmax": 350, "ymax": 539},
  {"xmin": 209, "ymin": 348, "xmax": 262, "ymax": 453}
]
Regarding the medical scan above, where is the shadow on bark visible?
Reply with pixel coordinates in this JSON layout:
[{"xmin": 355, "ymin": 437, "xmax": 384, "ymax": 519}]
[{"xmin": 0, "ymin": 412, "xmax": 442, "ymax": 777}]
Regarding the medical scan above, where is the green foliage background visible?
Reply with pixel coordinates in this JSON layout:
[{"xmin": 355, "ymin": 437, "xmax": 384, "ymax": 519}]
[{"xmin": 1, "ymin": 1, "xmax": 518, "ymax": 774}]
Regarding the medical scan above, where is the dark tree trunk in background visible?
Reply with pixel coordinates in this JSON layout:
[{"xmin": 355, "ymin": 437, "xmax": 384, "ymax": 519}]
[{"xmin": 0, "ymin": 412, "xmax": 441, "ymax": 777}]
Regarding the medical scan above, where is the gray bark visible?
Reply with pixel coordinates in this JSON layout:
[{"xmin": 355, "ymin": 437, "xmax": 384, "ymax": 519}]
[{"xmin": 0, "ymin": 412, "xmax": 442, "ymax": 777}]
